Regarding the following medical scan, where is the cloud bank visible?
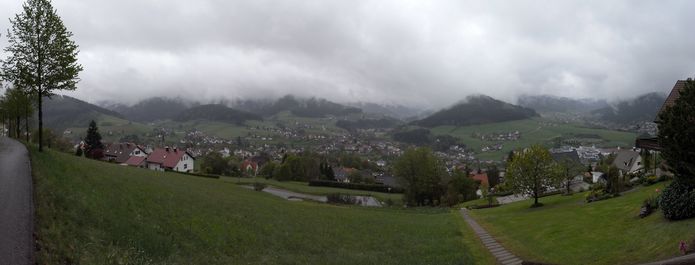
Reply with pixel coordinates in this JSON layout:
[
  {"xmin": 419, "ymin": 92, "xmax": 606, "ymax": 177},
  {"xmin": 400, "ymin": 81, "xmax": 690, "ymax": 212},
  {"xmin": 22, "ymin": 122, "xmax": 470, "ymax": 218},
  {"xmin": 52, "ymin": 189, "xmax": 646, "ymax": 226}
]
[{"xmin": 1, "ymin": 0, "xmax": 694, "ymax": 108}]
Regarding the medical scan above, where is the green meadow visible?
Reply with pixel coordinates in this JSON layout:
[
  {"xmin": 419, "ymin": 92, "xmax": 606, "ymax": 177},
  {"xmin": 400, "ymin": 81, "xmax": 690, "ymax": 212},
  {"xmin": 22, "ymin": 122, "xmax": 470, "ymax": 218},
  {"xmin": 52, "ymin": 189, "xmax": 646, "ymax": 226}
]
[{"xmin": 31, "ymin": 148, "xmax": 493, "ymax": 264}]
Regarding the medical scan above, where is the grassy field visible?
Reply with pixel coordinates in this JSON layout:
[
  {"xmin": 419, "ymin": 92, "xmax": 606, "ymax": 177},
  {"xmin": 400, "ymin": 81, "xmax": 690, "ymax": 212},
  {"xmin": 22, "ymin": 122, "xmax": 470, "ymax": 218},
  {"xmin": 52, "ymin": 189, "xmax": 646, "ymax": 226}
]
[
  {"xmin": 65, "ymin": 114, "xmax": 154, "ymax": 143},
  {"xmin": 31, "ymin": 148, "xmax": 494, "ymax": 264},
  {"xmin": 431, "ymin": 118, "xmax": 637, "ymax": 161},
  {"xmin": 223, "ymin": 177, "xmax": 404, "ymax": 205},
  {"xmin": 467, "ymin": 182, "xmax": 695, "ymax": 265}
]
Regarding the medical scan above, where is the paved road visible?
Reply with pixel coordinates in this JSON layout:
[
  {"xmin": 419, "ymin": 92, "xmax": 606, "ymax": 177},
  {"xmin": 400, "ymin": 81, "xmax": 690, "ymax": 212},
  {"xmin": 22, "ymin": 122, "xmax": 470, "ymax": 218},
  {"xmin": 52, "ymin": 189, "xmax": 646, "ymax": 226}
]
[{"xmin": 0, "ymin": 137, "xmax": 34, "ymax": 265}]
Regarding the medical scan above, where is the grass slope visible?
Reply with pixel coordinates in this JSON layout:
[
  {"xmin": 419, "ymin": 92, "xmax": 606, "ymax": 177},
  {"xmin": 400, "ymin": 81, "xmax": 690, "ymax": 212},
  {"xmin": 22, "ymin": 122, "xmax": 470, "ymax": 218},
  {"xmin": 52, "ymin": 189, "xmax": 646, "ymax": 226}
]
[
  {"xmin": 431, "ymin": 118, "xmax": 636, "ymax": 160},
  {"xmin": 32, "ymin": 148, "xmax": 493, "ymax": 264},
  {"xmin": 468, "ymin": 183, "xmax": 695, "ymax": 265}
]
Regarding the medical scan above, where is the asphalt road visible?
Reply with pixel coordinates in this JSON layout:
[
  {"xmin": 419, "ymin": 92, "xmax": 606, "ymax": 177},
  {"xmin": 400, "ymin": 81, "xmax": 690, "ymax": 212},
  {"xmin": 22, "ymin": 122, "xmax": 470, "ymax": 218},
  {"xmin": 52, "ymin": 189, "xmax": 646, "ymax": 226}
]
[{"xmin": 0, "ymin": 137, "xmax": 33, "ymax": 265}]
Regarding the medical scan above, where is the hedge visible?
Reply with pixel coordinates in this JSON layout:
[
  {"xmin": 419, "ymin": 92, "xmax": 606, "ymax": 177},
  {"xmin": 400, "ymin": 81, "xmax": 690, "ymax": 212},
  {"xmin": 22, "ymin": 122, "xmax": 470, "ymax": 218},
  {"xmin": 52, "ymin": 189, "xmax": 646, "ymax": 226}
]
[
  {"xmin": 169, "ymin": 170, "xmax": 221, "ymax": 179},
  {"xmin": 661, "ymin": 180, "xmax": 695, "ymax": 220},
  {"xmin": 308, "ymin": 180, "xmax": 403, "ymax": 193}
]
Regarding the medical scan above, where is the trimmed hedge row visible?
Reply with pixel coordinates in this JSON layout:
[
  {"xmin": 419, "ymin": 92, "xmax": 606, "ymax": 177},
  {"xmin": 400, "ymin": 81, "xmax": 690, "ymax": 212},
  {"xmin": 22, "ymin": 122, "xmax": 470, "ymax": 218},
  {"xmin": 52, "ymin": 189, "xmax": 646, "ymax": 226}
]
[
  {"xmin": 169, "ymin": 170, "xmax": 221, "ymax": 179},
  {"xmin": 308, "ymin": 180, "xmax": 403, "ymax": 193}
]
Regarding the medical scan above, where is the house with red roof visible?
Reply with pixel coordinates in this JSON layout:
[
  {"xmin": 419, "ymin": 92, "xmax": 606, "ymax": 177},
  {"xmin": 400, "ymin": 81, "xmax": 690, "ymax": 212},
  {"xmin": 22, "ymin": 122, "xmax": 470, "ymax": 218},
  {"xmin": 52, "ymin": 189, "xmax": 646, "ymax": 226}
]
[
  {"xmin": 146, "ymin": 147, "xmax": 195, "ymax": 172},
  {"xmin": 125, "ymin": 156, "xmax": 147, "ymax": 168},
  {"xmin": 241, "ymin": 160, "xmax": 259, "ymax": 176},
  {"xmin": 470, "ymin": 172, "xmax": 489, "ymax": 186}
]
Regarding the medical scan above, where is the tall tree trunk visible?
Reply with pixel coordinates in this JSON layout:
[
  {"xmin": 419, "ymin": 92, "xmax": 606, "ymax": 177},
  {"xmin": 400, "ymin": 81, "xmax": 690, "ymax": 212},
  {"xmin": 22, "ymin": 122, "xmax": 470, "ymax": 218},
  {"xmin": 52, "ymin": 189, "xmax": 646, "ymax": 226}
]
[
  {"xmin": 25, "ymin": 104, "xmax": 29, "ymax": 142},
  {"xmin": 38, "ymin": 90, "xmax": 43, "ymax": 151},
  {"xmin": 16, "ymin": 116, "xmax": 21, "ymax": 139}
]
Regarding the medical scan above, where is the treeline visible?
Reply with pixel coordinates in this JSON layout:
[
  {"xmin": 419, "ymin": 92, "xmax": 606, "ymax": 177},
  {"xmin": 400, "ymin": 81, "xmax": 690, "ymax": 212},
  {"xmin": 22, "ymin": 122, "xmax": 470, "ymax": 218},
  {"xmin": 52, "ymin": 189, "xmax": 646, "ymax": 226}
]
[{"xmin": 0, "ymin": 87, "xmax": 32, "ymax": 141}]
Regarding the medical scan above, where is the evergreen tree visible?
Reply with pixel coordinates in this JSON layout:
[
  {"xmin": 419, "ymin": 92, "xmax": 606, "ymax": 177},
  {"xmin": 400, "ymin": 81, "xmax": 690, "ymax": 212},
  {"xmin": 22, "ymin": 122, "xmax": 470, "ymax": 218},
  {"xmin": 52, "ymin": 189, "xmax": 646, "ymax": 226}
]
[
  {"xmin": 84, "ymin": 120, "xmax": 103, "ymax": 159},
  {"xmin": 1, "ymin": 0, "xmax": 83, "ymax": 152},
  {"xmin": 658, "ymin": 79, "xmax": 695, "ymax": 183}
]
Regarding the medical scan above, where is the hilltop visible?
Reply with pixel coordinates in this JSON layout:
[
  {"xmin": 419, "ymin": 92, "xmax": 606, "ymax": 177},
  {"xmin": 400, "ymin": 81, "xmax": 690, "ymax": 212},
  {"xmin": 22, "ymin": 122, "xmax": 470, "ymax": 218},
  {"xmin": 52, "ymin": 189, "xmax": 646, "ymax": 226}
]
[{"xmin": 413, "ymin": 95, "xmax": 539, "ymax": 127}]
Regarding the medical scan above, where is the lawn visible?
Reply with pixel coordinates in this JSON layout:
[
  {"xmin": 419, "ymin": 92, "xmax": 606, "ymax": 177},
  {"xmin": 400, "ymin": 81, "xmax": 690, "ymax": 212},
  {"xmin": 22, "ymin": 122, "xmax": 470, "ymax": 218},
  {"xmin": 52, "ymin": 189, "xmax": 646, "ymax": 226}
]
[
  {"xmin": 31, "ymin": 148, "xmax": 494, "ymax": 264},
  {"xmin": 431, "ymin": 118, "xmax": 637, "ymax": 161},
  {"xmin": 467, "ymin": 182, "xmax": 695, "ymax": 265},
  {"xmin": 222, "ymin": 177, "xmax": 404, "ymax": 205}
]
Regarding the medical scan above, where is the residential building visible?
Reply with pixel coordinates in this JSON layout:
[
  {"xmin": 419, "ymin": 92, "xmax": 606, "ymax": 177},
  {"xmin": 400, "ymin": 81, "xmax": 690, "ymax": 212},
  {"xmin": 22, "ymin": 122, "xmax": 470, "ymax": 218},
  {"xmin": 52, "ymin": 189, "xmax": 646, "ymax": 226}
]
[{"xmin": 146, "ymin": 147, "xmax": 195, "ymax": 172}]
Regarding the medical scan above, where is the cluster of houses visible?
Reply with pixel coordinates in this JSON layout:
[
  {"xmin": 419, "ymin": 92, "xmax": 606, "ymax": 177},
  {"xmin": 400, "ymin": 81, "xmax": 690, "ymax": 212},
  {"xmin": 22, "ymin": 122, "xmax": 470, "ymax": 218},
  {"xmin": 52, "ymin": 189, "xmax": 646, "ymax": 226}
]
[{"xmin": 102, "ymin": 143, "xmax": 195, "ymax": 173}]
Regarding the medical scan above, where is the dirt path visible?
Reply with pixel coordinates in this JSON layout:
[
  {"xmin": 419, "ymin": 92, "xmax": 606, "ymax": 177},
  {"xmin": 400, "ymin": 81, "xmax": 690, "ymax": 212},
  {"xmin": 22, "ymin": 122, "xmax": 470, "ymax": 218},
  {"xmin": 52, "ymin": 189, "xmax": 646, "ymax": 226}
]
[{"xmin": 0, "ymin": 137, "xmax": 34, "ymax": 264}]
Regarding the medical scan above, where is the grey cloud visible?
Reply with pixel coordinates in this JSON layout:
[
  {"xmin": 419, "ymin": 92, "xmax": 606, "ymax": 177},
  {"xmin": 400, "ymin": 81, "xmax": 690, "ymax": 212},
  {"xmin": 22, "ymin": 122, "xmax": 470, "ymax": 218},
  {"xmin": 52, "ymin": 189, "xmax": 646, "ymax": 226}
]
[{"xmin": 1, "ymin": 0, "xmax": 695, "ymax": 108}]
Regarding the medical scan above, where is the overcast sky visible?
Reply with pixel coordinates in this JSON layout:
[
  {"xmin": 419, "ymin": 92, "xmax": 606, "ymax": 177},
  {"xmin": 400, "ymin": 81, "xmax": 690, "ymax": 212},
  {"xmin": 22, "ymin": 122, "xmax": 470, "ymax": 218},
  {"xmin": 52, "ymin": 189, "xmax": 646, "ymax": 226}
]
[{"xmin": 1, "ymin": 0, "xmax": 694, "ymax": 108}]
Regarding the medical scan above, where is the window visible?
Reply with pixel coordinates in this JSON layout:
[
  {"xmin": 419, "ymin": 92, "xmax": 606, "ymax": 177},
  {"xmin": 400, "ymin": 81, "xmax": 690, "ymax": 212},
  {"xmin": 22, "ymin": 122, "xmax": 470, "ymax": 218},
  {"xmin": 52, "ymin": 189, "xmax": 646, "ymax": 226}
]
[{"xmin": 184, "ymin": 164, "xmax": 188, "ymax": 169}]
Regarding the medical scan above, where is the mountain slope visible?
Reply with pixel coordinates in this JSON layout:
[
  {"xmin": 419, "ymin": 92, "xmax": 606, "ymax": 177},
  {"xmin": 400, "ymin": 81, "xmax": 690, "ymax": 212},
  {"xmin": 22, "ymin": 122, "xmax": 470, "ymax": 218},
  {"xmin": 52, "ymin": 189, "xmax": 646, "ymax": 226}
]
[
  {"xmin": 234, "ymin": 95, "xmax": 362, "ymax": 118},
  {"xmin": 105, "ymin": 97, "xmax": 191, "ymax": 122},
  {"xmin": 591, "ymin": 92, "xmax": 666, "ymax": 125},
  {"xmin": 42, "ymin": 95, "xmax": 125, "ymax": 131},
  {"xmin": 174, "ymin": 104, "xmax": 262, "ymax": 124},
  {"xmin": 517, "ymin": 95, "xmax": 609, "ymax": 113},
  {"xmin": 413, "ymin": 95, "xmax": 539, "ymax": 127}
]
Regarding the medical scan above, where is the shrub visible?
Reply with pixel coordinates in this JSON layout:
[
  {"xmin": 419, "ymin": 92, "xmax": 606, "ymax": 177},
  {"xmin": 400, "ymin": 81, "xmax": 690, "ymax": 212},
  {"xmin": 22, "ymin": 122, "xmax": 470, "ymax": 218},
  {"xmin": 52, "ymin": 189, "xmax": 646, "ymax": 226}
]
[
  {"xmin": 308, "ymin": 180, "xmax": 403, "ymax": 193},
  {"xmin": 640, "ymin": 194, "xmax": 660, "ymax": 218},
  {"xmin": 253, "ymin": 182, "xmax": 267, "ymax": 191},
  {"xmin": 326, "ymin": 193, "xmax": 357, "ymax": 205},
  {"xmin": 642, "ymin": 175, "xmax": 659, "ymax": 186},
  {"xmin": 661, "ymin": 180, "xmax": 695, "ymax": 220},
  {"xmin": 467, "ymin": 204, "xmax": 501, "ymax": 209}
]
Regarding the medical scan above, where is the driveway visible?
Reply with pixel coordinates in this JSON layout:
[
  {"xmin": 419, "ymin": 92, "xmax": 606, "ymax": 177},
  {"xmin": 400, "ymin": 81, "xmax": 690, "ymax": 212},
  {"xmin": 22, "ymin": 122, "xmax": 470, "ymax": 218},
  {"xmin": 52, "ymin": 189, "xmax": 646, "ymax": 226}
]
[{"xmin": 0, "ymin": 137, "xmax": 34, "ymax": 265}]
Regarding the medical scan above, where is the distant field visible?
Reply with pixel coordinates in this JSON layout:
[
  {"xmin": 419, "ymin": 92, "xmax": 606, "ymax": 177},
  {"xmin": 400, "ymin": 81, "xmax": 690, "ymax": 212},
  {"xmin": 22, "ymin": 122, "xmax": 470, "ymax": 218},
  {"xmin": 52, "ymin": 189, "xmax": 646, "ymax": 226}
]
[
  {"xmin": 468, "ymin": 182, "xmax": 695, "ymax": 265},
  {"xmin": 31, "ymin": 148, "xmax": 494, "ymax": 264},
  {"xmin": 431, "ymin": 118, "xmax": 637, "ymax": 160},
  {"xmin": 64, "ymin": 114, "xmax": 153, "ymax": 142}
]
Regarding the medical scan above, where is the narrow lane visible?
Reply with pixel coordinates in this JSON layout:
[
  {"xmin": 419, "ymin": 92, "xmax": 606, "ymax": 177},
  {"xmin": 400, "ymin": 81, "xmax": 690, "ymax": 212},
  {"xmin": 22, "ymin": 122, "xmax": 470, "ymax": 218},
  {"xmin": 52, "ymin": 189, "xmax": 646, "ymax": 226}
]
[{"xmin": 0, "ymin": 137, "xmax": 33, "ymax": 265}]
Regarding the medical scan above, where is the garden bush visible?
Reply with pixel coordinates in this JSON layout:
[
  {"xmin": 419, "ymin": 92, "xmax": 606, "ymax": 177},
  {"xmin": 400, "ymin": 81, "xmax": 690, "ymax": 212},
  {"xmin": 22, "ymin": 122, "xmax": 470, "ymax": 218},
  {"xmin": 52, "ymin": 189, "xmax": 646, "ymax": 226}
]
[
  {"xmin": 308, "ymin": 180, "xmax": 403, "ymax": 193},
  {"xmin": 326, "ymin": 193, "xmax": 357, "ymax": 205},
  {"xmin": 253, "ymin": 182, "xmax": 267, "ymax": 191},
  {"xmin": 661, "ymin": 180, "xmax": 695, "ymax": 220}
]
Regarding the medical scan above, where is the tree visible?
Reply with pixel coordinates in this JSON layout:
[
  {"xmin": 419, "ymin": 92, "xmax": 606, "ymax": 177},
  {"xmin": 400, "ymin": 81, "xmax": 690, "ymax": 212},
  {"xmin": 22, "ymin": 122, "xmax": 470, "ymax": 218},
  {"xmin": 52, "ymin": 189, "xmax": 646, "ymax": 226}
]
[
  {"xmin": 1, "ymin": 0, "xmax": 83, "ymax": 152},
  {"xmin": 657, "ymin": 79, "xmax": 695, "ymax": 220},
  {"xmin": 258, "ymin": 161, "xmax": 277, "ymax": 179},
  {"xmin": 557, "ymin": 157, "xmax": 584, "ymax": 195},
  {"xmin": 0, "ymin": 87, "xmax": 32, "ymax": 140},
  {"xmin": 505, "ymin": 145, "xmax": 563, "ymax": 207},
  {"xmin": 658, "ymin": 78, "xmax": 695, "ymax": 183},
  {"xmin": 444, "ymin": 169, "xmax": 479, "ymax": 206},
  {"xmin": 200, "ymin": 152, "xmax": 228, "ymax": 175},
  {"xmin": 487, "ymin": 165, "xmax": 501, "ymax": 188},
  {"xmin": 393, "ymin": 147, "xmax": 446, "ymax": 206},
  {"xmin": 84, "ymin": 120, "xmax": 103, "ymax": 159}
]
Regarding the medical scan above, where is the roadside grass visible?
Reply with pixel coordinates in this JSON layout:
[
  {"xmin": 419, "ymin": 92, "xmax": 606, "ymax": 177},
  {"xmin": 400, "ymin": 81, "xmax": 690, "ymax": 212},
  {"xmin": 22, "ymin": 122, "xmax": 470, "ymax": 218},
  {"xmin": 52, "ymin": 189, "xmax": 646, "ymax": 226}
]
[
  {"xmin": 467, "ymin": 182, "xmax": 695, "ymax": 265},
  {"xmin": 32, "ymin": 148, "xmax": 493, "ymax": 264},
  {"xmin": 430, "ymin": 118, "xmax": 637, "ymax": 161},
  {"xmin": 223, "ymin": 177, "xmax": 404, "ymax": 205}
]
